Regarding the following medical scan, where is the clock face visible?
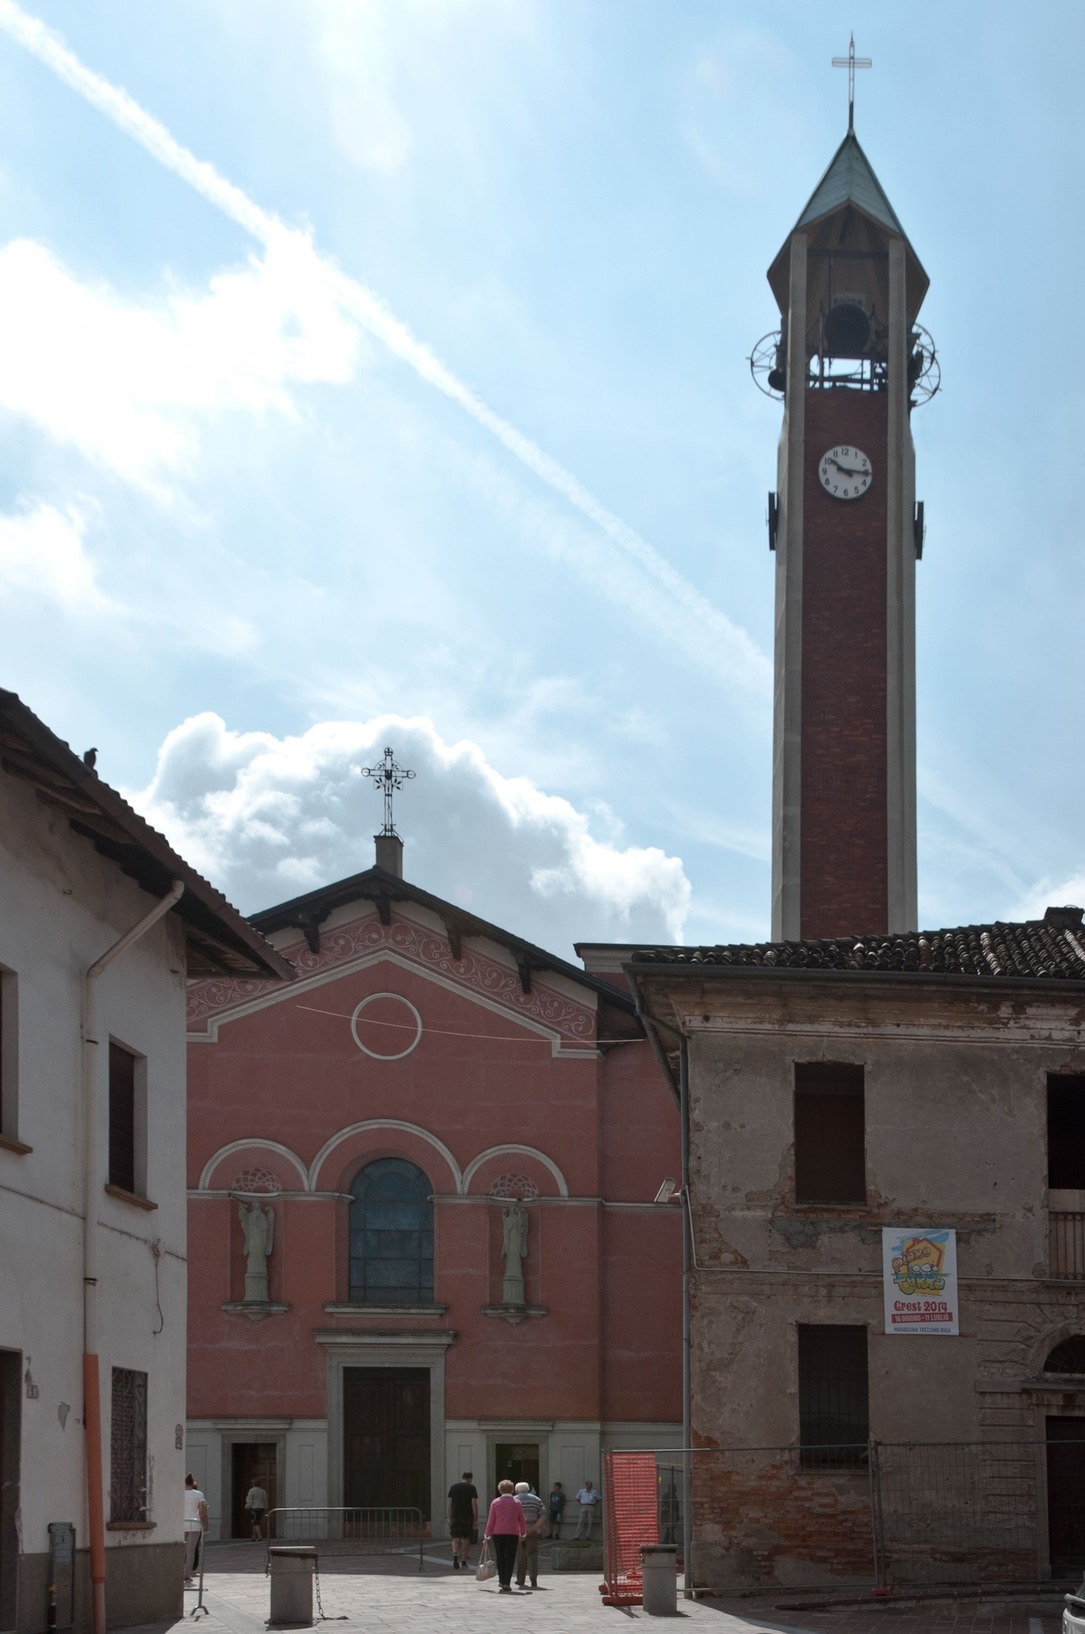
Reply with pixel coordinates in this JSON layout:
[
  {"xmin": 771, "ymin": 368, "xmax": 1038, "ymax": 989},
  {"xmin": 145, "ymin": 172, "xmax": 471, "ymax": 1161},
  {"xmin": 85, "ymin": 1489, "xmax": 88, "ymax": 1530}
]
[{"xmin": 818, "ymin": 445, "xmax": 873, "ymax": 501}]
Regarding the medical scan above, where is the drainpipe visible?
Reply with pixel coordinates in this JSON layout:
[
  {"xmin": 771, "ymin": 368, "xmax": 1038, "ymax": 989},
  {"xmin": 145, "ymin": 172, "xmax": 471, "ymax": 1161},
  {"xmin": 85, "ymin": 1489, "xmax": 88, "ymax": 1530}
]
[{"xmin": 82, "ymin": 881, "xmax": 184, "ymax": 1634}]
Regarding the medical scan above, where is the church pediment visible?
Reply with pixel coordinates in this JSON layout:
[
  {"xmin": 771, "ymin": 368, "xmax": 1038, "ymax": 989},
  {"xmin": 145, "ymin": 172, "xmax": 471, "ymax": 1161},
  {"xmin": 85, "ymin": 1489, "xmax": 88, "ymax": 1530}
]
[{"xmin": 187, "ymin": 900, "xmax": 600, "ymax": 1052}]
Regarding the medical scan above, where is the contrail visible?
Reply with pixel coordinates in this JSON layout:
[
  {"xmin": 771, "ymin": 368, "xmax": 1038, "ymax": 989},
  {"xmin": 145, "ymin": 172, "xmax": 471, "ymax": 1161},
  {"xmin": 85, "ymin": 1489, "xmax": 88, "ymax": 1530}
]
[{"xmin": 0, "ymin": 0, "xmax": 770, "ymax": 693}]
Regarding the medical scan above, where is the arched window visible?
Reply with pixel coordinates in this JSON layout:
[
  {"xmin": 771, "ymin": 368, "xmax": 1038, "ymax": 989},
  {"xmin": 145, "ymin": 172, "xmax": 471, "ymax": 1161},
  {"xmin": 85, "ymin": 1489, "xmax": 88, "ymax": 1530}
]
[
  {"xmin": 1044, "ymin": 1337, "xmax": 1085, "ymax": 1374},
  {"xmin": 349, "ymin": 1158, "xmax": 434, "ymax": 1305}
]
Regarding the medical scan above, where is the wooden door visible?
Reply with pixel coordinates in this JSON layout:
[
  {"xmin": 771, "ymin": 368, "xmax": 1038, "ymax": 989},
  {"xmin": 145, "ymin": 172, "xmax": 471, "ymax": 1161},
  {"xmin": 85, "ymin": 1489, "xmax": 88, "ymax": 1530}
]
[
  {"xmin": 494, "ymin": 1442, "xmax": 540, "ymax": 1494},
  {"xmin": 231, "ymin": 1442, "xmax": 278, "ymax": 1539},
  {"xmin": 343, "ymin": 1368, "xmax": 430, "ymax": 1519},
  {"xmin": 1047, "ymin": 1416, "xmax": 1085, "ymax": 1575}
]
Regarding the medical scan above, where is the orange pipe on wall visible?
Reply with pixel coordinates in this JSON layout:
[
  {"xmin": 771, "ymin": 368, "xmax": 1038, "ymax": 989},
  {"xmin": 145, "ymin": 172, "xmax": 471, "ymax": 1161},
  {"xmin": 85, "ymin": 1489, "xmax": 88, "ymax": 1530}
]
[{"xmin": 82, "ymin": 1352, "xmax": 106, "ymax": 1634}]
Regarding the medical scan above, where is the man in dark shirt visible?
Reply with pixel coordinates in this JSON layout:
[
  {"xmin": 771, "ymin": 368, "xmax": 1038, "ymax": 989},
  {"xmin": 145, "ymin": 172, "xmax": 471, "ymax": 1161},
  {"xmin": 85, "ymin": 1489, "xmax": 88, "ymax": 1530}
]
[{"xmin": 447, "ymin": 1471, "xmax": 478, "ymax": 1570}]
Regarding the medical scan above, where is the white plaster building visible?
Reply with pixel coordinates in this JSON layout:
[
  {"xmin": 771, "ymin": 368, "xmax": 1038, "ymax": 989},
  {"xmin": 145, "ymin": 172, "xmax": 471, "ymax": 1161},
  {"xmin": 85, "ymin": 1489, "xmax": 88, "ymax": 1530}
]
[{"xmin": 0, "ymin": 690, "xmax": 290, "ymax": 1634}]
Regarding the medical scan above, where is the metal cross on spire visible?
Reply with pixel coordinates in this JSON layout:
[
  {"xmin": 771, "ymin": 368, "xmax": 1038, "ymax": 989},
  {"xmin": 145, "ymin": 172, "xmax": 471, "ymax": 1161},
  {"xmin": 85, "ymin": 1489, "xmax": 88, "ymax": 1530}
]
[
  {"xmin": 360, "ymin": 746, "xmax": 415, "ymax": 836},
  {"xmin": 832, "ymin": 33, "xmax": 871, "ymax": 132}
]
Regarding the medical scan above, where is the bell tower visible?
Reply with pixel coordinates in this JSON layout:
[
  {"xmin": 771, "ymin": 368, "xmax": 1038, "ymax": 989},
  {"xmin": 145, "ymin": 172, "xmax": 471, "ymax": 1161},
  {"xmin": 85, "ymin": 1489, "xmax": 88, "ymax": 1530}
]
[{"xmin": 753, "ymin": 97, "xmax": 938, "ymax": 941}]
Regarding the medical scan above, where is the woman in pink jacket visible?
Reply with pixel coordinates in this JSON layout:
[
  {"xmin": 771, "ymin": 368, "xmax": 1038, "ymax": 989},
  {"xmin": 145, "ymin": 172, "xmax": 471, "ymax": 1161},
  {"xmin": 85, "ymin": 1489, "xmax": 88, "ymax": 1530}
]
[{"xmin": 484, "ymin": 1479, "xmax": 526, "ymax": 1592}]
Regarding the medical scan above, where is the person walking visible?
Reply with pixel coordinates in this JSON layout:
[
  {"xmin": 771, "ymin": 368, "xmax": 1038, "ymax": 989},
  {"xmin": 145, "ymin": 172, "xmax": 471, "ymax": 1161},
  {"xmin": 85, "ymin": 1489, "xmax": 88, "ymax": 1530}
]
[
  {"xmin": 245, "ymin": 1482, "xmax": 269, "ymax": 1541},
  {"xmin": 183, "ymin": 1474, "xmax": 208, "ymax": 1584},
  {"xmin": 447, "ymin": 1470, "xmax": 478, "ymax": 1570},
  {"xmin": 514, "ymin": 1482, "xmax": 547, "ymax": 1590},
  {"xmin": 575, "ymin": 1478, "xmax": 601, "ymax": 1540},
  {"xmin": 484, "ymin": 1479, "xmax": 526, "ymax": 1592},
  {"xmin": 547, "ymin": 1480, "xmax": 566, "ymax": 1539}
]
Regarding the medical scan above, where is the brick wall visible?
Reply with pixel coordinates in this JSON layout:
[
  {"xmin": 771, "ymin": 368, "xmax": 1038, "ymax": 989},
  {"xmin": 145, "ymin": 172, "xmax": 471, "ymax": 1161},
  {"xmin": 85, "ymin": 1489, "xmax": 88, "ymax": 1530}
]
[{"xmin": 800, "ymin": 388, "xmax": 889, "ymax": 939}]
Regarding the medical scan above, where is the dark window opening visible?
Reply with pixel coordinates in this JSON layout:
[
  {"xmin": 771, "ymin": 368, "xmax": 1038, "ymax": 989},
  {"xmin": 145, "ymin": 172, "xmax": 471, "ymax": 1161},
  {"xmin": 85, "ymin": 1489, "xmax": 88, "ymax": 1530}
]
[
  {"xmin": 1048, "ymin": 1075, "xmax": 1085, "ymax": 1190},
  {"xmin": 794, "ymin": 1062, "xmax": 865, "ymax": 1203},
  {"xmin": 798, "ymin": 1323, "xmax": 868, "ymax": 1469},
  {"xmin": 348, "ymin": 1158, "xmax": 434, "ymax": 1306},
  {"xmin": 108, "ymin": 1043, "xmax": 136, "ymax": 1193},
  {"xmin": 110, "ymin": 1367, "xmax": 147, "ymax": 1523},
  {"xmin": 0, "ymin": 969, "xmax": 13, "ymax": 1139},
  {"xmin": 1045, "ymin": 1337, "xmax": 1085, "ymax": 1374}
]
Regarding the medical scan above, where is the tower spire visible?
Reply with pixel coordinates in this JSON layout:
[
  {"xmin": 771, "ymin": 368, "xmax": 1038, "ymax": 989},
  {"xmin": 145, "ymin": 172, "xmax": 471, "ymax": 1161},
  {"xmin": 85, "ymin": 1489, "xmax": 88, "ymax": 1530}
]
[{"xmin": 831, "ymin": 33, "xmax": 871, "ymax": 133}]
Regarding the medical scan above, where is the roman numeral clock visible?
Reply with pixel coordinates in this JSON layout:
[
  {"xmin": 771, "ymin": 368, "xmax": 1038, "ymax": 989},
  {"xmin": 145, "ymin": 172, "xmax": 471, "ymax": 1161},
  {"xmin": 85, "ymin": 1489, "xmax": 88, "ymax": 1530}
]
[{"xmin": 751, "ymin": 108, "xmax": 939, "ymax": 943}]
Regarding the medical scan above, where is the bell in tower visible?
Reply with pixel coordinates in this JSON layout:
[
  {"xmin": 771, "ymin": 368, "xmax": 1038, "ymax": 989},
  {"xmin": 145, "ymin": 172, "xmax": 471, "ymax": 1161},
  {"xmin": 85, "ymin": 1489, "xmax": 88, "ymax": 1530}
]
[{"xmin": 749, "ymin": 72, "xmax": 939, "ymax": 943}]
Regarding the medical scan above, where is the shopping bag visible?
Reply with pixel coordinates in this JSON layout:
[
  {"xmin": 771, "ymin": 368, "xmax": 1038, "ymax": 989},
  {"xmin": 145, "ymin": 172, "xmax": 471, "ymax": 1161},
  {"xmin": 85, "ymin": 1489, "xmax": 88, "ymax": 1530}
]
[{"xmin": 475, "ymin": 1540, "xmax": 496, "ymax": 1582}]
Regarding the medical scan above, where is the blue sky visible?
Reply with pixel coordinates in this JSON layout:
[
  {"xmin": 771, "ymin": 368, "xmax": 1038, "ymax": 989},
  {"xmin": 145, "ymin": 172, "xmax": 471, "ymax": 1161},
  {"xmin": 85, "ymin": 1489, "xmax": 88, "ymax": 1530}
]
[{"xmin": 0, "ymin": 1, "xmax": 1082, "ymax": 955}]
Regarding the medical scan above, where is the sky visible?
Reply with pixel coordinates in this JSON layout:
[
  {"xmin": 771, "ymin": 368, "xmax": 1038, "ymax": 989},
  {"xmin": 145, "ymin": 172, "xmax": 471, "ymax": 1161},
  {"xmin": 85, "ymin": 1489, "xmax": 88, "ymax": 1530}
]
[{"xmin": 1, "ymin": 1, "xmax": 1083, "ymax": 957}]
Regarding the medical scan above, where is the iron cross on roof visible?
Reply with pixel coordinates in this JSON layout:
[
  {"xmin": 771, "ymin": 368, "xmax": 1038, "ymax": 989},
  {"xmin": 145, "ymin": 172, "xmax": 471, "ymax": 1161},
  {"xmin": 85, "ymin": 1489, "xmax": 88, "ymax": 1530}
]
[
  {"xmin": 832, "ymin": 33, "xmax": 871, "ymax": 133},
  {"xmin": 360, "ymin": 746, "xmax": 415, "ymax": 837}
]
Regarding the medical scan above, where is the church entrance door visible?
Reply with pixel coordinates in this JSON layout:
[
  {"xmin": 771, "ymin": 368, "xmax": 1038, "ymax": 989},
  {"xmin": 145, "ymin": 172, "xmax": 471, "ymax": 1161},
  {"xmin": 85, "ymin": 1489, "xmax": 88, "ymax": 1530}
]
[
  {"xmin": 231, "ymin": 1442, "xmax": 278, "ymax": 1539},
  {"xmin": 344, "ymin": 1368, "xmax": 430, "ymax": 1519},
  {"xmin": 1046, "ymin": 1416, "xmax": 1085, "ymax": 1575}
]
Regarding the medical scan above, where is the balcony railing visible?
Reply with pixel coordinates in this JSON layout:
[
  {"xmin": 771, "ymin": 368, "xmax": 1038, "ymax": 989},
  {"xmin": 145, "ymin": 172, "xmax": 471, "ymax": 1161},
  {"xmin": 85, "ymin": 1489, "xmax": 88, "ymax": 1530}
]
[{"xmin": 1049, "ymin": 1211, "xmax": 1085, "ymax": 1279}]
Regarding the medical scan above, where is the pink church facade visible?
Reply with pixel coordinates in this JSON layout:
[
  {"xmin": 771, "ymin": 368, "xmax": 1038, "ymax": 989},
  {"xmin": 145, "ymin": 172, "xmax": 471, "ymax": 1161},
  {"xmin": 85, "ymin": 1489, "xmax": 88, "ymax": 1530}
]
[{"xmin": 184, "ymin": 860, "xmax": 682, "ymax": 1536}]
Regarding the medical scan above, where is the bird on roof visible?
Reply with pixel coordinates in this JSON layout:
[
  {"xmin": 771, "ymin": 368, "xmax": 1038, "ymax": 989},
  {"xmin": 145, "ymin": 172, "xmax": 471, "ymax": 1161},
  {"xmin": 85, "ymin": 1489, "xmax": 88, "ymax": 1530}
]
[{"xmin": 82, "ymin": 747, "xmax": 97, "ymax": 769}]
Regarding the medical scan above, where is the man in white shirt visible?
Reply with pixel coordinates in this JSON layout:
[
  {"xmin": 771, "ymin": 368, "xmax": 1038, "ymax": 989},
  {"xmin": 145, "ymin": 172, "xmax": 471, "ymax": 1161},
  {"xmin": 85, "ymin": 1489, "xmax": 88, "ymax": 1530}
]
[
  {"xmin": 245, "ymin": 1483, "xmax": 269, "ymax": 1541},
  {"xmin": 184, "ymin": 1475, "xmax": 208, "ymax": 1583},
  {"xmin": 575, "ymin": 1479, "xmax": 600, "ymax": 1540}
]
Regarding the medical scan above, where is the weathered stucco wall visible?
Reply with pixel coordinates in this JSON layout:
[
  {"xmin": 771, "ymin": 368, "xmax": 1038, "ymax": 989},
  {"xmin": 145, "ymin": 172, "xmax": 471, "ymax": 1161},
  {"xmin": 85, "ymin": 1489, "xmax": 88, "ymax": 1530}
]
[
  {"xmin": 0, "ymin": 767, "xmax": 189, "ymax": 1631},
  {"xmin": 637, "ymin": 966, "xmax": 1085, "ymax": 1590}
]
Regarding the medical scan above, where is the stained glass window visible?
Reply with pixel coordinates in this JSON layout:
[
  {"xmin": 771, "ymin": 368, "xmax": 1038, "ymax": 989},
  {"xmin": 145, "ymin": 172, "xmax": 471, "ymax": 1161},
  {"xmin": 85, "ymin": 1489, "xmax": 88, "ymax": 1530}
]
[{"xmin": 349, "ymin": 1158, "xmax": 434, "ymax": 1305}]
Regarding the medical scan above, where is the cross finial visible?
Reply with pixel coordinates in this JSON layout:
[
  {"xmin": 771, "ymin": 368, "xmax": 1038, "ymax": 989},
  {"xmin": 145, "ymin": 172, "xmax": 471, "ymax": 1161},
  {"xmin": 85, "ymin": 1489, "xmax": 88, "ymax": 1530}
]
[
  {"xmin": 360, "ymin": 746, "xmax": 415, "ymax": 837},
  {"xmin": 831, "ymin": 33, "xmax": 871, "ymax": 133}
]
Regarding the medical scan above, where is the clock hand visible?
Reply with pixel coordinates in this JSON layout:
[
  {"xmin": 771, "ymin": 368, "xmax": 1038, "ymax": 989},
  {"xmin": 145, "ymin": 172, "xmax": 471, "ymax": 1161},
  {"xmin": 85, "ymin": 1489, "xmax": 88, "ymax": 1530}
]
[{"xmin": 831, "ymin": 459, "xmax": 868, "ymax": 478}]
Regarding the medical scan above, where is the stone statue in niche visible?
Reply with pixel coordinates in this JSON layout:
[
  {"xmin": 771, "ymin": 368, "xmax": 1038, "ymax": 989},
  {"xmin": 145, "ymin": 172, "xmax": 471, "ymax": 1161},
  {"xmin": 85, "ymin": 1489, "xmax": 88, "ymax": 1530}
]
[
  {"xmin": 239, "ymin": 1200, "xmax": 275, "ymax": 1303},
  {"xmin": 501, "ymin": 1199, "xmax": 528, "ymax": 1306}
]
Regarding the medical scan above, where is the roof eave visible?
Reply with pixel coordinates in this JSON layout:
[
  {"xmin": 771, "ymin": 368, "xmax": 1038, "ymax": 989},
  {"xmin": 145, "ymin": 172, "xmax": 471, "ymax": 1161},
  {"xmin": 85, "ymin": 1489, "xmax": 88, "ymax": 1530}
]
[{"xmin": 0, "ymin": 689, "xmax": 292, "ymax": 983}]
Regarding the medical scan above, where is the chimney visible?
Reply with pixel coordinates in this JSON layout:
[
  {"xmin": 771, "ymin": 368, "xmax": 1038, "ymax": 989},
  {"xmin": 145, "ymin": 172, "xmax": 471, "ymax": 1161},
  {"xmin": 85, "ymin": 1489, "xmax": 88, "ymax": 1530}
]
[
  {"xmin": 374, "ymin": 833, "xmax": 403, "ymax": 878},
  {"xmin": 1043, "ymin": 905, "xmax": 1084, "ymax": 930}
]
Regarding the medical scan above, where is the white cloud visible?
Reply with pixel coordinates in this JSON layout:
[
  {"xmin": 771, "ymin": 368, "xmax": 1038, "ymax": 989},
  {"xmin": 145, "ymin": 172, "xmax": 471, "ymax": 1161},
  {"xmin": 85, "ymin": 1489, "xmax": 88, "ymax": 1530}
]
[
  {"xmin": 0, "ymin": 232, "xmax": 360, "ymax": 490},
  {"xmin": 130, "ymin": 712, "xmax": 690, "ymax": 950},
  {"xmin": 0, "ymin": 499, "xmax": 112, "ymax": 609}
]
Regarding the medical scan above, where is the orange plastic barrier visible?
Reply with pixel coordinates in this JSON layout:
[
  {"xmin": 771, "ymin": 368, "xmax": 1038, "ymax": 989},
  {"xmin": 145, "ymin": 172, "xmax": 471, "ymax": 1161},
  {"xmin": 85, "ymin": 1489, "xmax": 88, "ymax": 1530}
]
[{"xmin": 600, "ymin": 1451, "xmax": 659, "ymax": 1606}]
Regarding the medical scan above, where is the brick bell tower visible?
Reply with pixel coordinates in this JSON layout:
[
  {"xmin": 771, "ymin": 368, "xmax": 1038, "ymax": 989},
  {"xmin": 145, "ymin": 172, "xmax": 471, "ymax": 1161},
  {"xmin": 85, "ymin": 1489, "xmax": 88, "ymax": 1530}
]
[{"xmin": 753, "ymin": 96, "xmax": 938, "ymax": 941}]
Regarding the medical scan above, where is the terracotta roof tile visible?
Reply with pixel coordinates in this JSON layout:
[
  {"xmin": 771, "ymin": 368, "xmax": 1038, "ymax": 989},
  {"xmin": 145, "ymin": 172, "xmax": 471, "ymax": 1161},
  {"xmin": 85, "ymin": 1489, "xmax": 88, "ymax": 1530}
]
[{"xmin": 630, "ymin": 915, "xmax": 1085, "ymax": 981}]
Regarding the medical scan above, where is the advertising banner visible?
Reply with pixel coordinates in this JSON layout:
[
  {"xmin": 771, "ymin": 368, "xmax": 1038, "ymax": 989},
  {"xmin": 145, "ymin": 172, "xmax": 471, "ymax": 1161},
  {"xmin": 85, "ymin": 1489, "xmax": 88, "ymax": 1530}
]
[{"xmin": 882, "ymin": 1227, "xmax": 958, "ymax": 1335}]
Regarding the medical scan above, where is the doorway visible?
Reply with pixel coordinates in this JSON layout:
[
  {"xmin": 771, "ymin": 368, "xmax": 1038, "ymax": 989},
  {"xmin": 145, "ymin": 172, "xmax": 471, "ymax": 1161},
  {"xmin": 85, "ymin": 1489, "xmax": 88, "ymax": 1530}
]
[
  {"xmin": 231, "ymin": 1443, "xmax": 278, "ymax": 1540},
  {"xmin": 0, "ymin": 1352, "xmax": 20, "ymax": 1631},
  {"xmin": 343, "ymin": 1368, "xmax": 430, "ymax": 1518},
  {"xmin": 494, "ymin": 1442, "xmax": 540, "ymax": 1495},
  {"xmin": 1047, "ymin": 1416, "xmax": 1085, "ymax": 1575}
]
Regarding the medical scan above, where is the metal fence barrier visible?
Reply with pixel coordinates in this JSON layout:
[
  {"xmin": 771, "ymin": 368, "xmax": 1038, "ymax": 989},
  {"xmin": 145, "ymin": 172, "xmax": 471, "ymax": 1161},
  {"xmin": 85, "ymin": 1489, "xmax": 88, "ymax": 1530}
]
[
  {"xmin": 264, "ymin": 1508, "xmax": 425, "ymax": 1573},
  {"xmin": 611, "ymin": 1441, "xmax": 1085, "ymax": 1595}
]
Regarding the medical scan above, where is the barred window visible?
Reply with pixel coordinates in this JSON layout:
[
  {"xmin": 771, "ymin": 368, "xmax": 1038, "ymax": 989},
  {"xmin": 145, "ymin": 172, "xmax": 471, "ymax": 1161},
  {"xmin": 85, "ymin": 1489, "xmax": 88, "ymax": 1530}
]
[
  {"xmin": 110, "ymin": 1367, "xmax": 148, "ymax": 1522},
  {"xmin": 798, "ymin": 1324, "xmax": 868, "ymax": 1469},
  {"xmin": 794, "ymin": 1062, "xmax": 865, "ymax": 1204},
  {"xmin": 1045, "ymin": 1337, "xmax": 1085, "ymax": 1374},
  {"xmin": 349, "ymin": 1158, "xmax": 433, "ymax": 1306}
]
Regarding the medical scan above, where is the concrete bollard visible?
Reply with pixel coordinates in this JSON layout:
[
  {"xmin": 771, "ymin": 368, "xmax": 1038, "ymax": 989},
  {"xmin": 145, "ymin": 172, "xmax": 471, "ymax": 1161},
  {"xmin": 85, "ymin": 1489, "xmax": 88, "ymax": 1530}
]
[
  {"xmin": 268, "ymin": 1546, "xmax": 317, "ymax": 1626},
  {"xmin": 640, "ymin": 1544, "xmax": 678, "ymax": 1616}
]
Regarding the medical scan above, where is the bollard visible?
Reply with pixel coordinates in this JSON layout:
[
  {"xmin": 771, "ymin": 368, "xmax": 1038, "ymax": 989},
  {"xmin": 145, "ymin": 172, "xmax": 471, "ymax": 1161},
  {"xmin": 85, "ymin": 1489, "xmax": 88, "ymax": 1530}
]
[
  {"xmin": 639, "ymin": 1545, "xmax": 678, "ymax": 1616},
  {"xmin": 268, "ymin": 1546, "xmax": 317, "ymax": 1626}
]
